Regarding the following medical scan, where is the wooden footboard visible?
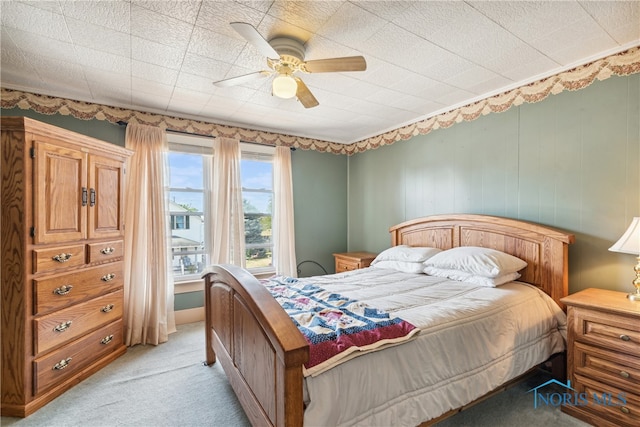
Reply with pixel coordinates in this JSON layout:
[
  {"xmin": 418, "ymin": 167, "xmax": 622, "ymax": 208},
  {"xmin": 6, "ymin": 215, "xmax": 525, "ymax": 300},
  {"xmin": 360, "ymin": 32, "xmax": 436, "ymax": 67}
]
[{"xmin": 203, "ymin": 264, "xmax": 308, "ymax": 427}]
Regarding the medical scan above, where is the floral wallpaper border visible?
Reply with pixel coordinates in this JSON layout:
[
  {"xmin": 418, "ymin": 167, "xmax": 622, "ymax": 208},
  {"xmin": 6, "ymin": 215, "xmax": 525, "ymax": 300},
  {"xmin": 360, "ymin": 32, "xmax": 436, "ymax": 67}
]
[{"xmin": 2, "ymin": 46, "xmax": 639, "ymax": 156}]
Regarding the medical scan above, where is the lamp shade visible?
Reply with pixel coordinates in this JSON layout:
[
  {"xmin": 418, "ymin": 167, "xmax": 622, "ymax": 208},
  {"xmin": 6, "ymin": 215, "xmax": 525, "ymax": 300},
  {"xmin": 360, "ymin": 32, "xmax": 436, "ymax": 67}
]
[
  {"xmin": 272, "ymin": 75, "xmax": 297, "ymax": 99},
  {"xmin": 609, "ymin": 217, "xmax": 640, "ymax": 255}
]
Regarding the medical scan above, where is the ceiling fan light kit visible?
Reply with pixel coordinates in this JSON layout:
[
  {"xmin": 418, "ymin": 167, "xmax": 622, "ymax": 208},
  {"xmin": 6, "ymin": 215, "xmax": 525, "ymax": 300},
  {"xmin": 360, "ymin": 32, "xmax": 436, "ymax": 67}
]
[
  {"xmin": 214, "ymin": 22, "xmax": 367, "ymax": 109},
  {"xmin": 272, "ymin": 75, "xmax": 298, "ymax": 99}
]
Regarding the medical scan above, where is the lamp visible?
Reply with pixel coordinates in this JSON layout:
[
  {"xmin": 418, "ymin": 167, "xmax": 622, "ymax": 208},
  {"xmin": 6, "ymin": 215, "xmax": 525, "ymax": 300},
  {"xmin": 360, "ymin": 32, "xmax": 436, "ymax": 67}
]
[
  {"xmin": 609, "ymin": 217, "xmax": 640, "ymax": 301},
  {"xmin": 272, "ymin": 74, "xmax": 297, "ymax": 99}
]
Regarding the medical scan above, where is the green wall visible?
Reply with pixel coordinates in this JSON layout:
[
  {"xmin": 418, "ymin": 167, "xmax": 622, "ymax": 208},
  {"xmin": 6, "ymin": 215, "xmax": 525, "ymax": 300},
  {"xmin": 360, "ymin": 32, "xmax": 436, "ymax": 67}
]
[
  {"xmin": 348, "ymin": 74, "xmax": 640, "ymax": 294},
  {"xmin": 292, "ymin": 149, "xmax": 348, "ymax": 276}
]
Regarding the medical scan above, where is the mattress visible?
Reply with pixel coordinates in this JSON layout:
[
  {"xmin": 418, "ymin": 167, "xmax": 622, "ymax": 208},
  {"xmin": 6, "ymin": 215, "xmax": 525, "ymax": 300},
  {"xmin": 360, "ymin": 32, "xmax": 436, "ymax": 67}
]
[{"xmin": 299, "ymin": 267, "xmax": 567, "ymax": 426}]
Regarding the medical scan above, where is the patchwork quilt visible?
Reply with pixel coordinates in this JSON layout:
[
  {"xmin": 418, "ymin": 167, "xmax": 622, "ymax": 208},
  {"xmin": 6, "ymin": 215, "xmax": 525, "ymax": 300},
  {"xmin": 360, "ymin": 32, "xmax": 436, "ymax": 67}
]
[{"xmin": 263, "ymin": 275, "xmax": 420, "ymax": 377}]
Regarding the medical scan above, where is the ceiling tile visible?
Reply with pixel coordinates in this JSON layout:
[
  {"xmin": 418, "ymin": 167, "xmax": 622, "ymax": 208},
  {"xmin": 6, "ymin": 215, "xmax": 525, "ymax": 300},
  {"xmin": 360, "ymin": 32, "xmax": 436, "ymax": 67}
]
[
  {"xmin": 60, "ymin": 0, "xmax": 130, "ymax": 33},
  {"xmin": 1, "ymin": 1, "xmax": 71, "ymax": 42}
]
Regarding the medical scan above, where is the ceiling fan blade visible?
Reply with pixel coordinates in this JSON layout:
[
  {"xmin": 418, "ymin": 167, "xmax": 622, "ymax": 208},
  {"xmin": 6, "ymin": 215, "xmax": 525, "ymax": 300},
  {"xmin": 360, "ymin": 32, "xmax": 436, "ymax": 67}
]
[
  {"xmin": 295, "ymin": 78, "xmax": 319, "ymax": 109},
  {"xmin": 230, "ymin": 22, "xmax": 280, "ymax": 60},
  {"xmin": 213, "ymin": 71, "xmax": 269, "ymax": 87},
  {"xmin": 304, "ymin": 56, "xmax": 367, "ymax": 73}
]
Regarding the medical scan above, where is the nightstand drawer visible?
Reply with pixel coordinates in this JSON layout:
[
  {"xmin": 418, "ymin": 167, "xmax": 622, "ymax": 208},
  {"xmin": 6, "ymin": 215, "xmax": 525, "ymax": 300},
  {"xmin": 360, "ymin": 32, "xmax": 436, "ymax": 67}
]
[
  {"xmin": 572, "ymin": 306, "xmax": 640, "ymax": 354},
  {"xmin": 573, "ymin": 373, "xmax": 640, "ymax": 427},
  {"xmin": 574, "ymin": 341, "xmax": 640, "ymax": 392},
  {"xmin": 333, "ymin": 252, "xmax": 377, "ymax": 273},
  {"xmin": 336, "ymin": 259, "xmax": 360, "ymax": 272}
]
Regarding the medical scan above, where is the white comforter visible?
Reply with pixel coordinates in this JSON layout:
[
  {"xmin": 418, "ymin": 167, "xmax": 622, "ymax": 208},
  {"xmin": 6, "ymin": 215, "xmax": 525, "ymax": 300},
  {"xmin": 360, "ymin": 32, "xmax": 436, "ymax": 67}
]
[{"xmin": 300, "ymin": 267, "xmax": 567, "ymax": 426}]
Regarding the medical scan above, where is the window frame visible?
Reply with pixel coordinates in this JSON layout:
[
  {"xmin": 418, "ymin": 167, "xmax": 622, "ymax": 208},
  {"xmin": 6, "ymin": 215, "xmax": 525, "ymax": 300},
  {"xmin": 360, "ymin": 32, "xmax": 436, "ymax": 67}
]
[{"xmin": 167, "ymin": 132, "xmax": 275, "ymax": 283}]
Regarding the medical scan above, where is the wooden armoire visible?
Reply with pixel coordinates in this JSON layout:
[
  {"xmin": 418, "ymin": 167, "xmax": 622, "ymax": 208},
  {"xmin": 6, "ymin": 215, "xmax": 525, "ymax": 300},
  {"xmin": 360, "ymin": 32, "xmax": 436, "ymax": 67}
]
[{"xmin": 1, "ymin": 117, "xmax": 132, "ymax": 417}]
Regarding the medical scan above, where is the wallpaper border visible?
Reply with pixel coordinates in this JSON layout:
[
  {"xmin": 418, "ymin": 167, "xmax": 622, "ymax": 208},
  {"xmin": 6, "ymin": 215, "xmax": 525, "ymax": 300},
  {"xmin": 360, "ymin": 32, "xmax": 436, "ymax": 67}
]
[{"xmin": 2, "ymin": 46, "xmax": 639, "ymax": 156}]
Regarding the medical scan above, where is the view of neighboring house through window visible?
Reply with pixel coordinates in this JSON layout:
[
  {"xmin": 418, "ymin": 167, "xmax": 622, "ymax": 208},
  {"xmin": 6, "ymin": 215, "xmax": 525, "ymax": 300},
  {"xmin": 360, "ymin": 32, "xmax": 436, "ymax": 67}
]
[{"xmin": 167, "ymin": 133, "xmax": 274, "ymax": 281}]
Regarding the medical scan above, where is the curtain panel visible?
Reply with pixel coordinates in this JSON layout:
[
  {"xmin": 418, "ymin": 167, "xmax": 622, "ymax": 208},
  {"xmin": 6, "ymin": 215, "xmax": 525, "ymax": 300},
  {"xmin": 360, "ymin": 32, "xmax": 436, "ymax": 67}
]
[
  {"xmin": 273, "ymin": 146, "xmax": 297, "ymax": 276},
  {"xmin": 124, "ymin": 123, "xmax": 176, "ymax": 346},
  {"xmin": 206, "ymin": 137, "xmax": 246, "ymax": 266}
]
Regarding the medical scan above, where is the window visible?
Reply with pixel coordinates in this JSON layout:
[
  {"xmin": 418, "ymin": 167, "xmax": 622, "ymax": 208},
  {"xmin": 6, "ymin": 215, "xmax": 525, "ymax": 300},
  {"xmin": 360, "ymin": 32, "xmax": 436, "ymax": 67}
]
[
  {"xmin": 171, "ymin": 215, "xmax": 190, "ymax": 230},
  {"xmin": 167, "ymin": 151, "xmax": 205, "ymax": 278},
  {"xmin": 241, "ymin": 155, "xmax": 273, "ymax": 272},
  {"xmin": 167, "ymin": 133, "xmax": 274, "ymax": 281}
]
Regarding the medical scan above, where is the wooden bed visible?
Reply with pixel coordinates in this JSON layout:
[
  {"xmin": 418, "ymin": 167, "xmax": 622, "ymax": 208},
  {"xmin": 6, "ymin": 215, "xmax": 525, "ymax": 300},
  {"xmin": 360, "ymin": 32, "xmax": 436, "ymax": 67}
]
[{"xmin": 203, "ymin": 214, "xmax": 575, "ymax": 426}]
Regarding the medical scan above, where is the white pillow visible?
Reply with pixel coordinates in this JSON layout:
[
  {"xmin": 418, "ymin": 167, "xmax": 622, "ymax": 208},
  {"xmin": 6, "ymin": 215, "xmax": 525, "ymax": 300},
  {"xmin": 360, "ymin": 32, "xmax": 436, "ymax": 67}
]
[
  {"xmin": 372, "ymin": 260, "xmax": 426, "ymax": 274},
  {"xmin": 423, "ymin": 246, "xmax": 527, "ymax": 278},
  {"xmin": 371, "ymin": 245, "xmax": 442, "ymax": 265},
  {"xmin": 423, "ymin": 266, "xmax": 521, "ymax": 287}
]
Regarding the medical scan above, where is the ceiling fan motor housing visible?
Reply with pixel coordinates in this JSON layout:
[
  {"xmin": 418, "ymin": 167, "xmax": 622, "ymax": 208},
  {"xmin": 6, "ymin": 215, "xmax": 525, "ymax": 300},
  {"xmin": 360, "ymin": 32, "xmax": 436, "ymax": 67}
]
[{"xmin": 269, "ymin": 37, "xmax": 306, "ymax": 62}]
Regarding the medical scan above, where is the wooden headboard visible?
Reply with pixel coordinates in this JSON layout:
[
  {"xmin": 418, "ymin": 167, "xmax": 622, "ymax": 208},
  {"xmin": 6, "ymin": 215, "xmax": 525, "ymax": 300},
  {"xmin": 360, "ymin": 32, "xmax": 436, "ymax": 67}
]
[{"xmin": 389, "ymin": 214, "xmax": 575, "ymax": 308}]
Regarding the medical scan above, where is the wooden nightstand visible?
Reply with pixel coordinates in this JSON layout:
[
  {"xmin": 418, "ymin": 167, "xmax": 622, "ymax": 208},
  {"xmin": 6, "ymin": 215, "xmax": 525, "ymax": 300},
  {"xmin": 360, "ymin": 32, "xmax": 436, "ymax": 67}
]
[
  {"xmin": 333, "ymin": 252, "xmax": 377, "ymax": 273},
  {"xmin": 561, "ymin": 288, "xmax": 640, "ymax": 427}
]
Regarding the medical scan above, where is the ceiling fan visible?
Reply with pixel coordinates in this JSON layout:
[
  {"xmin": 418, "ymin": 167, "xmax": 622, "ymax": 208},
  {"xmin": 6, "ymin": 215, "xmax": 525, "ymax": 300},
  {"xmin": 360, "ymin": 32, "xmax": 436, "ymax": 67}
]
[{"xmin": 213, "ymin": 22, "xmax": 367, "ymax": 108}]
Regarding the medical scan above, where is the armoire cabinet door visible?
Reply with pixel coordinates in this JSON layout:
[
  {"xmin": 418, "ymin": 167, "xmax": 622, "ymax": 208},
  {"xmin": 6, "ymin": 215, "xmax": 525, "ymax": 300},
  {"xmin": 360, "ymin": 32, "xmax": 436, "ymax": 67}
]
[
  {"xmin": 33, "ymin": 140, "xmax": 87, "ymax": 244},
  {"xmin": 88, "ymin": 154, "xmax": 125, "ymax": 239}
]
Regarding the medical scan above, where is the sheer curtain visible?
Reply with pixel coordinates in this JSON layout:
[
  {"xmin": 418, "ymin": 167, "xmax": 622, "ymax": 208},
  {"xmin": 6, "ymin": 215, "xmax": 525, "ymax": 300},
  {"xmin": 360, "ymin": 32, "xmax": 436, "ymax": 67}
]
[
  {"xmin": 205, "ymin": 137, "xmax": 246, "ymax": 266},
  {"xmin": 123, "ymin": 123, "xmax": 175, "ymax": 346},
  {"xmin": 273, "ymin": 146, "xmax": 297, "ymax": 276}
]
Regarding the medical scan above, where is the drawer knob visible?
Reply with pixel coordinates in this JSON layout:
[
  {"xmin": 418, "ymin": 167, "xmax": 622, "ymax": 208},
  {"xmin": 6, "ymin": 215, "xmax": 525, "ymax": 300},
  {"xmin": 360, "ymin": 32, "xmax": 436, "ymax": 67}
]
[
  {"xmin": 101, "ymin": 304, "xmax": 114, "ymax": 313},
  {"xmin": 101, "ymin": 334, "xmax": 114, "ymax": 345},
  {"xmin": 620, "ymin": 334, "xmax": 631, "ymax": 342},
  {"xmin": 620, "ymin": 370, "xmax": 631, "ymax": 379},
  {"xmin": 53, "ymin": 285, "xmax": 73, "ymax": 296},
  {"xmin": 53, "ymin": 320, "xmax": 72, "ymax": 332},
  {"xmin": 620, "ymin": 406, "xmax": 631, "ymax": 414},
  {"xmin": 53, "ymin": 358, "xmax": 72, "ymax": 371},
  {"xmin": 100, "ymin": 247, "xmax": 115, "ymax": 255},
  {"xmin": 52, "ymin": 253, "xmax": 72, "ymax": 263},
  {"xmin": 101, "ymin": 273, "xmax": 116, "ymax": 282}
]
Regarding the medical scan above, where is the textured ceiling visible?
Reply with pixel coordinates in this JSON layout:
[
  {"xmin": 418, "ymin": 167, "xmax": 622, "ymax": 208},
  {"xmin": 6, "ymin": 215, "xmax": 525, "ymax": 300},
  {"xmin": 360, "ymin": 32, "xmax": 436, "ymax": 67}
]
[{"xmin": 1, "ymin": 1, "xmax": 639, "ymax": 144}]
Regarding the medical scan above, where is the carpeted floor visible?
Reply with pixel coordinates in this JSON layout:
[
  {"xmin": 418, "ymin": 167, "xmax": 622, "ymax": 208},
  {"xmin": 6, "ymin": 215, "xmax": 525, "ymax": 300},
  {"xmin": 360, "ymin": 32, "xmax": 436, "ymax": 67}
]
[{"xmin": 2, "ymin": 322, "xmax": 588, "ymax": 427}]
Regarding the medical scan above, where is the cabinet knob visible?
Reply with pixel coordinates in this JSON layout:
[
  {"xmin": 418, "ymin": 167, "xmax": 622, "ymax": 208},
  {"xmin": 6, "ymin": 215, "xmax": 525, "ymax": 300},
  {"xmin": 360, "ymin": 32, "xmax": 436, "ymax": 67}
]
[
  {"xmin": 53, "ymin": 320, "xmax": 72, "ymax": 332},
  {"xmin": 52, "ymin": 253, "xmax": 72, "ymax": 263},
  {"xmin": 101, "ymin": 334, "xmax": 114, "ymax": 345},
  {"xmin": 53, "ymin": 358, "xmax": 72, "ymax": 371},
  {"xmin": 101, "ymin": 273, "xmax": 116, "ymax": 282},
  {"xmin": 620, "ymin": 334, "xmax": 631, "ymax": 342},
  {"xmin": 100, "ymin": 247, "xmax": 115, "ymax": 255},
  {"xmin": 53, "ymin": 285, "xmax": 73, "ymax": 295},
  {"xmin": 101, "ymin": 304, "xmax": 114, "ymax": 313},
  {"xmin": 620, "ymin": 406, "xmax": 631, "ymax": 414},
  {"xmin": 620, "ymin": 370, "xmax": 631, "ymax": 379}
]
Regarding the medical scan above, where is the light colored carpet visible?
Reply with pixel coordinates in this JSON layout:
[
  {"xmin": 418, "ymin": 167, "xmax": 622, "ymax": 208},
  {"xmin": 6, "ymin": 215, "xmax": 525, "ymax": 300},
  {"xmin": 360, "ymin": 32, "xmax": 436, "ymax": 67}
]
[{"xmin": 2, "ymin": 322, "xmax": 588, "ymax": 427}]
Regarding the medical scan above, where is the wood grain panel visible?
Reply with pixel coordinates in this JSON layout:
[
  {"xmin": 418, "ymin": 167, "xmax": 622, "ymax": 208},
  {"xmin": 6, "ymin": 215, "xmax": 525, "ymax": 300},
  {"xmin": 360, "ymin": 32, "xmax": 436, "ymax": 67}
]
[
  {"xmin": 33, "ymin": 140, "xmax": 87, "ymax": 244},
  {"xmin": 88, "ymin": 154, "xmax": 125, "ymax": 240},
  {"xmin": 32, "ymin": 244, "xmax": 85, "ymax": 274},
  {"xmin": 86, "ymin": 240, "xmax": 123, "ymax": 264},
  {"xmin": 34, "ymin": 290, "xmax": 123, "ymax": 355},
  {"xmin": 33, "ymin": 320, "xmax": 123, "ymax": 395},
  {"xmin": 33, "ymin": 262, "xmax": 123, "ymax": 315},
  {"xmin": 234, "ymin": 296, "xmax": 276, "ymax": 423},
  {"xmin": 1, "ymin": 129, "xmax": 28, "ymax": 405}
]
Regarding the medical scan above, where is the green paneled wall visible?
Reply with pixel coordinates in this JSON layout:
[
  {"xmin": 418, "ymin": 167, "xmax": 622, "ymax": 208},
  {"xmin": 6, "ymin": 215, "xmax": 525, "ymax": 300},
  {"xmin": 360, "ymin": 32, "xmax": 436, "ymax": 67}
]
[
  {"xmin": 292, "ymin": 149, "xmax": 348, "ymax": 276},
  {"xmin": 348, "ymin": 74, "xmax": 640, "ymax": 294}
]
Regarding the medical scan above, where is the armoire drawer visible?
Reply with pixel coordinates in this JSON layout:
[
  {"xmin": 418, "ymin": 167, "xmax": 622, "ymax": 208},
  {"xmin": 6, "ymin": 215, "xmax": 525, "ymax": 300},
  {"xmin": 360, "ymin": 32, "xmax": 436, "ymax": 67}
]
[
  {"xmin": 33, "ymin": 320, "xmax": 123, "ymax": 395},
  {"xmin": 87, "ymin": 240, "xmax": 123, "ymax": 264},
  {"xmin": 33, "ymin": 262, "xmax": 123, "ymax": 315},
  {"xmin": 34, "ymin": 290, "xmax": 123, "ymax": 355},
  {"xmin": 33, "ymin": 244, "xmax": 85, "ymax": 274}
]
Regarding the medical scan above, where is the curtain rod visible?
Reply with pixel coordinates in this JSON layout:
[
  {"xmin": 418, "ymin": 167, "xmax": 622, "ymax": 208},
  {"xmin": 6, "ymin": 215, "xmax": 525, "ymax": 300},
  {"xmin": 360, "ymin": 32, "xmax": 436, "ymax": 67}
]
[{"xmin": 116, "ymin": 121, "xmax": 295, "ymax": 151}]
